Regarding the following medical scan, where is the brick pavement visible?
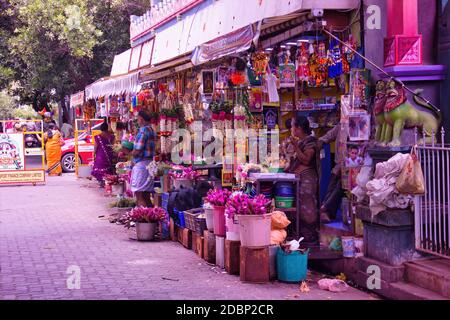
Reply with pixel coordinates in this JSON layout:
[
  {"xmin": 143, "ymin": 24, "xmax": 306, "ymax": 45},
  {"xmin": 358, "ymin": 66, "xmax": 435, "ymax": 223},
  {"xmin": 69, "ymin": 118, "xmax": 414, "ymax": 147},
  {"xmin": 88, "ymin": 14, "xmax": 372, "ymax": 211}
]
[{"xmin": 0, "ymin": 174, "xmax": 378, "ymax": 300}]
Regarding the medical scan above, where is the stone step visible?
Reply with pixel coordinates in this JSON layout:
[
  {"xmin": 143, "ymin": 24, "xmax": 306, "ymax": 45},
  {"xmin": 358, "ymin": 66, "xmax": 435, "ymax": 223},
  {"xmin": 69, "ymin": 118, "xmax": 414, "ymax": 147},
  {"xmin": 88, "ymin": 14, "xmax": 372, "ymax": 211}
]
[
  {"xmin": 404, "ymin": 258, "xmax": 450, "ymax": 298},
  {"xmin": 356, "ymin": 256, "xmax": 405, "ymax": 283},
  {"xmin": 389, "ymin": 282, "xmax": 448, "ymax": 300}
]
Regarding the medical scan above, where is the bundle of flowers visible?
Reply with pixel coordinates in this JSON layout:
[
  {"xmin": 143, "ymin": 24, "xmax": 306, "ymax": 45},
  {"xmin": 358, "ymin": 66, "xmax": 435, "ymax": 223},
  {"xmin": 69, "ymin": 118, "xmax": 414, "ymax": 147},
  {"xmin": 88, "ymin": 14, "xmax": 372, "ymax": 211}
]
[
  {"xmin": 169, "ymin": 166, "xmax": 199, "ymax": 180},
  {"xmin": 123, "ymin": 206, "xmax": 166, "ymax": 229},
  {"xmin": 104, "ymin": 174, "xmax": 126, "ymax": 185},
  {"xmin": 225, "ymin": 194, "xmax": 270, "ymax": 219},
  {"xmin": 116, "ymin": 161, "xmax": 132, "ymax": 174},
  {"xmin": 236, "ymin": 163, "xmax": 267, "ymax": 187},
  {"xmin": 206, "ymin": 188, "xmax": 232, "ymax": 207}
]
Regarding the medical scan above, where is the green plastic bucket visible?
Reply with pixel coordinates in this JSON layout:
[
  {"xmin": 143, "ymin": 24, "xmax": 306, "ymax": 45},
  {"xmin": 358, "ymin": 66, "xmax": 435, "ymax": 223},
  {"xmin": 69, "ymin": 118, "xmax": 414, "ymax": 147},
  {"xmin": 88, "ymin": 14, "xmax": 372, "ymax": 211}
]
[
  {"xmin": 276, "ymin": 247, "xmax": 309, "ymax": 283},
  {"xmin": 275, "ymin": 196, "xmax": 294, "ymax": 208}
]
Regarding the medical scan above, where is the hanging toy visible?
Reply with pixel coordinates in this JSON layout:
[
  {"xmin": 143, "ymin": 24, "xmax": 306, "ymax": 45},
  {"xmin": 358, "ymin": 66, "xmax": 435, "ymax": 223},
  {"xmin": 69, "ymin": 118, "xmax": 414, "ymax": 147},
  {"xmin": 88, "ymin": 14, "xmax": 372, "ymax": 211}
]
[
  {"xmin": 296, "ymin": 43, "xmax": 310, "ymax": 82},
  {"xmin": 316, "ymin": 42, "xmax": 329, "ymax": 87},
  {"xmin": 252, "ymin": 51, "xmax": 269, "ymax": 80},
  {"xmin": 328, "ymin": 38, "xmax": 343, "ymax": 79}
]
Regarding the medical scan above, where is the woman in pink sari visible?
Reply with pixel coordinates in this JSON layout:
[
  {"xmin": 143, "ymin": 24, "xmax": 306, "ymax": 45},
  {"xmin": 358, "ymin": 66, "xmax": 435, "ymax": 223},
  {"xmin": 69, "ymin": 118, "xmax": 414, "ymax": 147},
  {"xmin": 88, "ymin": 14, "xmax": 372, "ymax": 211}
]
[{"xmin": 92, "ymin": 121, "xmax": 115, "ymax": 186}]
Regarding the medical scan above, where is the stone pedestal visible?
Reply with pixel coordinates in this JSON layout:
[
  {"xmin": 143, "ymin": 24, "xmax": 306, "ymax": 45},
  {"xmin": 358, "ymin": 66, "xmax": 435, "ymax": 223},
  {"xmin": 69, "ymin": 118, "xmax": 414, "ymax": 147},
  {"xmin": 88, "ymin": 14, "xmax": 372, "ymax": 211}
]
[{"xmin": 356, "ymin": 205, "xmax": 415, "ymax": 266}]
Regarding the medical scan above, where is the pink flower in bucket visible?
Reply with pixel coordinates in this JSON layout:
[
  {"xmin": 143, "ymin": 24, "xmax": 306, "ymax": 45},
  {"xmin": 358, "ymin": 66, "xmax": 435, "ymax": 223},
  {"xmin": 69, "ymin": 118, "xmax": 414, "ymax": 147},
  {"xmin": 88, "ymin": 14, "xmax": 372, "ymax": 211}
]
[{"xmin": 206, "ymin": 189, "xmax": 232, "ymax": 208}]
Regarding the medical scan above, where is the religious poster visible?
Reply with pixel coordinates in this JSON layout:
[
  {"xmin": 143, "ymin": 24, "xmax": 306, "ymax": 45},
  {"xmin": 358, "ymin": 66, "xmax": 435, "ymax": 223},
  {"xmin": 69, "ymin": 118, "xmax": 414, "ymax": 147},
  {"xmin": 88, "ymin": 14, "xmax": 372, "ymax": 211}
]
[
  {"xmin": 263, "ymin": 106, "xmax": 279, "ymax": 130},
  {"xmin": 279, "ymin": 64, "xmax": 296, "ymax": 88},
  {"xmin": 0, "ymin": 133, "xmax": 25, "ymax": 171},
  {"xmin": 348, "ymin": 113, "xmax": 370, "ymax": 141},
  {"xmin": 249, "ymin": 87, "xmax": 263, "ymax": 112},
  {"xmin": 350, "ymin": 69, "xmax": 371, "ymax": 110},
  {"xmin": 202, "ymin": 70, "xmax": 215, "ymax": 95}
]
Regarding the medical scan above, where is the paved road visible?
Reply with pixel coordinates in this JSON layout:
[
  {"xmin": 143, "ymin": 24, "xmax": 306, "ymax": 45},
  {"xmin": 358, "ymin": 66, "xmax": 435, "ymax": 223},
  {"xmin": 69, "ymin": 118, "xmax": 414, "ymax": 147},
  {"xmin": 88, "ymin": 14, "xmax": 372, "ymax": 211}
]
[{"xmin": 0, "ymin": 174, "xmax": 378, "ymax": 300}]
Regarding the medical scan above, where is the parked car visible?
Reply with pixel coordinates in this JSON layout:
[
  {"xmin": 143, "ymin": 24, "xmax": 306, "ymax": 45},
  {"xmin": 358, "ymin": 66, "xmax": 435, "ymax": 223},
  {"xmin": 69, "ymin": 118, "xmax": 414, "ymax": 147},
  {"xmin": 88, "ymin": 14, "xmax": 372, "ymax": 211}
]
[{"xmin": 61, "ymin": 123, "xmax": 102, "ymax": 173}]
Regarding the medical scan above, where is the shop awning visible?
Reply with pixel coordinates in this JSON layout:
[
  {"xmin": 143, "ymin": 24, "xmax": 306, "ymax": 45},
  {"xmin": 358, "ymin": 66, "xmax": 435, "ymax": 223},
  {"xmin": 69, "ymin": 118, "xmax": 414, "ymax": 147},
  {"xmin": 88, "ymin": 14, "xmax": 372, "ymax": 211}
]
[
  {"xmin": 150, "ymin": 0, "xmax": 359, "ymax": 66},
  {"xmin": 70, "ymin": 91, "xmax": 84, "ymax": 108},
  {"xmin": 85, "ymin": 71, "xmax": 141, "ymax": 99}
]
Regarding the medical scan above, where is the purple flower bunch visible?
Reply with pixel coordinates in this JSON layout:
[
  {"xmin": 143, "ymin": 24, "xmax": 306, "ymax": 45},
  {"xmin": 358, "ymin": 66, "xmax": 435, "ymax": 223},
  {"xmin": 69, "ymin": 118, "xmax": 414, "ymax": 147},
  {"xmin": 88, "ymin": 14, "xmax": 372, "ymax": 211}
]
[
  {"xmin": 123, "ymin": 206, "xmax": 166, "ymax": 228},
  {"xmin": 226, "ymin": 194, "xmax": 270, "ymax": 219},
  {"xmin": 169, "ymin": 166, "xmax": 199, "ymax": 180},
  {"xmin": 205, "ymin": 188, "xmax": 232, "ymax": 207}
]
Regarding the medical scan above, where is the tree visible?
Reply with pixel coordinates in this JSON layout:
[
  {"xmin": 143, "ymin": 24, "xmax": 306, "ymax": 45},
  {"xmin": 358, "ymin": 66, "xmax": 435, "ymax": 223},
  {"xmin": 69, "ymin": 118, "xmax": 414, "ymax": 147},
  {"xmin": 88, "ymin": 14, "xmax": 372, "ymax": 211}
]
[
  {"xmin": 0, "ymin": 90, "xmax": 18, "ymax": 119},
  {"xmin": 1, "ymin": 0, "xmax": 151, "ymax": 115}
]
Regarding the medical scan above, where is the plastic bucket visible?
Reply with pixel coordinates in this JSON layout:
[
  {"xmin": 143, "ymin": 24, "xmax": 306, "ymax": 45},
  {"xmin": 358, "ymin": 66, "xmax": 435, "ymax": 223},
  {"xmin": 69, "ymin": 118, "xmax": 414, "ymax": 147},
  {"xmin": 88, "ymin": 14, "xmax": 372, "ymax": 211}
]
[
  {"xmin": 204, "ymin": 207, "xmax": 214, "ymax": 232},
  {"xmin": 354, "ymin": 237, "xmax": 364, "ymax": 258},
  {"xmin": 275, "ymin": 196, "xmax": 294, "ymax": 208},
  {"xmin": 225, "ymin": 215, "xmax": 240, "ymax": 241},
  {"xmin": 342, "ymin": 236, "xmax": 355, "ymax": 257},
  {"xmin": 213, "ymin": 206, "xmax": 226, "ymax": 237},
  {"xmin": 276, "ymin": 247, "xmax": 309, "ymax": 282},
  {"xmin": 136, "ymin": 222, "xmax": 158, "ymax": 241},
  {"xmin": 236, "ymin": 213, "xmax": 272, "ymax": 247},
  {"xmin": 78, "ymin": 165, "xmax": 92, "ymax": 178}
]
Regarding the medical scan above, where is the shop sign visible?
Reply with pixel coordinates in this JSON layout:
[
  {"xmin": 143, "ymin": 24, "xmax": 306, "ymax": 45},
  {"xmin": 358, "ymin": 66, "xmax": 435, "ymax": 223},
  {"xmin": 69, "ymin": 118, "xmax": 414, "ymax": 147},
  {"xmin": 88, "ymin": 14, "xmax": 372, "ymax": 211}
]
[
  {"xmin": 78, "ymin": 145, "xmax": 94, "ymax": 153},
  {"xmin": 0, "ymin": 133, "xmax": 25, "ymax": 171},
  {"xmin": 25, "ymin": 148, "xmax": 44, "ymax": 156},
  {"xmin": 191, "ymin": 25, "xmax": 255, "ymax": 66},
  {"xmin": 0, "ymin": 170, "xmax": 45, "ymax": 184},
  {"xmin": 70, "ymin": 91, "xmax": 85, "ymax": 108}
]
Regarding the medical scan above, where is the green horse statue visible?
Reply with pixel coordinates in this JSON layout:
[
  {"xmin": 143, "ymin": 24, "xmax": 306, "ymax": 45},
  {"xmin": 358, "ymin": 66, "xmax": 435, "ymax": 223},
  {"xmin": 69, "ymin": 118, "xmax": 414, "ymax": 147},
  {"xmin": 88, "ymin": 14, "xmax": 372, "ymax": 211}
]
[{"xmin": 373, "ymin": 80, "xmax": 441, "ymax": 147}]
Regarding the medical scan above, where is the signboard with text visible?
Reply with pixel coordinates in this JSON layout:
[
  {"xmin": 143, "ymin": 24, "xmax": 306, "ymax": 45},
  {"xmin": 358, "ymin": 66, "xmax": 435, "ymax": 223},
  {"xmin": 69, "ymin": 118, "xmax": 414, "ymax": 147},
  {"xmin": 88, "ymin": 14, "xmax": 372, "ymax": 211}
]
[
  {"xmin": 0, "ymin": 133, "xmax": 25, "ymax": 171},
  {"xmin": 0, "ymin": 170, "xmax": 45, "ymax": 185}
]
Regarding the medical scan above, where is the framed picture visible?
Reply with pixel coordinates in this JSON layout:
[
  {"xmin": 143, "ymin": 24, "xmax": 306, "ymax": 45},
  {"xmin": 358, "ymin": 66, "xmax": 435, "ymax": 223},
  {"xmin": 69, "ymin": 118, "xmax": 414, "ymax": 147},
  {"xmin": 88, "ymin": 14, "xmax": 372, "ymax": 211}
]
[
  {"xmin": 263, "ymin": 106, "xmax": 279, "ymax": 130},
  {"xmin": 216, "ymin": 67, "xmax": 230, "ymax": 89},
  {"xmin": 202, "ymin": 70, "xmax": 215, "ymax": 95},
  {"xmin": 350, "ymin": 69, "xmax": 371, "ymax": 110},
  {"xmin": 348, "ymin": 113, "xmax": 370, "ymax": 141},
  {"xmin": 279, "ymin": 64, "xmax": 296, "ymax": 88},
  {"xmin": 345, "ymin": 143, "xmax": 372, "ymax": 168},
  {"xmin": 249, "ymin": 87, "xmax": 263, "ymax": 112}
]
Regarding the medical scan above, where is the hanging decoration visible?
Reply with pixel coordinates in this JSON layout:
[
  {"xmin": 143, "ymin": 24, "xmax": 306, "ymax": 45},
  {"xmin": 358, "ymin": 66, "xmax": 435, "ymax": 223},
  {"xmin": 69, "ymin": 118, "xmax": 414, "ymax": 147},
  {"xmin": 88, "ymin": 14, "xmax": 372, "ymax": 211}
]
[
  {"xmin": 328, "ymin": 38, "xmax": 343, "ymax": 78},
  {"xmin": 252, "ymin": 51, "xmax": 269, "ymax": 80},
  {"xmin": 296, "ymin": 43, "xmax": 310, "ymax": 82}
]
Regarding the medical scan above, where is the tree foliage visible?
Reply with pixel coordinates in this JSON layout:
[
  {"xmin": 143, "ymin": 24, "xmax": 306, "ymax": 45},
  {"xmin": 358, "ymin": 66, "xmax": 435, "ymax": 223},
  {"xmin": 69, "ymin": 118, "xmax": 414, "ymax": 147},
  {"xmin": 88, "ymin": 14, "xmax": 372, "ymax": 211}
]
[{"xmin": 0, "ymin": 0, "xmax": 151, "ymax": 109}]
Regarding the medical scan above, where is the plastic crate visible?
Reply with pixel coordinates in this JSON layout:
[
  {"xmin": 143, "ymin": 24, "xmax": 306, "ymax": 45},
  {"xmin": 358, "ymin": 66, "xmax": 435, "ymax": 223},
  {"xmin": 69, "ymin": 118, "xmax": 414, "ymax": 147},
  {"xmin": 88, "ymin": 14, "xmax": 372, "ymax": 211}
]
[
  {"xmin": 183, "ymin": 208, "xmax": 203, "ymax": 231},
  {"xmin": 174, "ymin": 209, "xmax": 185, "ymax": 228},
  {"xmin": 194, "ymin": 215, "xmax": 207, "ymax": 235},
  {"xmin": 162, "ymin": 192, "xmax": 169, "ymax": 212}
]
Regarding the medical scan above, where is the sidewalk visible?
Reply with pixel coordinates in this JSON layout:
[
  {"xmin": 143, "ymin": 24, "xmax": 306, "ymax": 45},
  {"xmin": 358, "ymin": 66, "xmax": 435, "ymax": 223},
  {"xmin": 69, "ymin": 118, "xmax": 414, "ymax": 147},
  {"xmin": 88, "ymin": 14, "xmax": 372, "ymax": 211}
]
[{"xmin": 0, "ymin": 174, "xmax": 379, "ymax": 300}]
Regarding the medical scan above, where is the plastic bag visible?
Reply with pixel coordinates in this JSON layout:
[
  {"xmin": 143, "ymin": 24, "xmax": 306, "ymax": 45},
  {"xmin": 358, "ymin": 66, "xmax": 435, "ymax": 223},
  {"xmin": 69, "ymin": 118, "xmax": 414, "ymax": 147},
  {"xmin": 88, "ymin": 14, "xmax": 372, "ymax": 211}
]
[
  {"xmin": 266, "ymin": 72, "xmax": 280, "ymax": 103},
  {"xmin": 318, "ymin": 279, "xmax": 349, "ymax": 292},
  {"xmin": 270, "ymin": 229, "xmax": 287, "ymax": 245},
  {"xmin": 271, "ymin": 211, "xmax": 291, "ymax": 229},
  {"xmin": 396, "ymin": 146, "xmax": 425, "ymax": 195}
]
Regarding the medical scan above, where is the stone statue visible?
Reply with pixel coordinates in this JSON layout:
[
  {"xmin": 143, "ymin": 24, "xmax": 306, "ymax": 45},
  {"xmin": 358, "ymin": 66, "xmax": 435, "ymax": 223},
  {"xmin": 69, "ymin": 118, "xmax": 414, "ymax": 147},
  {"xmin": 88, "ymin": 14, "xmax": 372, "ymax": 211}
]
[
  {"xmin": 374, "ymin": 80, "xmax": 441, "ymax": 147},
  {"xmin": 373, "ymin": 80, "xmax": 387, "ymax": 142}
]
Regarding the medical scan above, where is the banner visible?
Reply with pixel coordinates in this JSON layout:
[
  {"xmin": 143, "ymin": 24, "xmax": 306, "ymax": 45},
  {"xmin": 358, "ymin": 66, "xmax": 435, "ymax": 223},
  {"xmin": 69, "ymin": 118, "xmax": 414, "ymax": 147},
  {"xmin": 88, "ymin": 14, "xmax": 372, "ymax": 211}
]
[
  {"xmin": 70, "ymin": 91, "xmax": 85, "ymax": 108},
  {"xmin": 0, "ymin": 133, "xmax": 25, "ymax": 171},
  {"xmin": 191, "ymin": 25, "xmax": 256, "ymax": 66},
  {"xmin": 0, "ymin": 170, "xmax": 45, "ymax": 184}
]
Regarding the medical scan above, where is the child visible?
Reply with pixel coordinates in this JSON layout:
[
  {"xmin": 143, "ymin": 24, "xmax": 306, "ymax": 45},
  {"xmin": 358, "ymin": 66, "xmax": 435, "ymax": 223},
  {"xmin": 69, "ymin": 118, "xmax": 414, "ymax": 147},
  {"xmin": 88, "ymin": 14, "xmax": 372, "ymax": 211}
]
[{"xmin": 345, "ymin": 146, "xmax": 364, "ymax": 167}]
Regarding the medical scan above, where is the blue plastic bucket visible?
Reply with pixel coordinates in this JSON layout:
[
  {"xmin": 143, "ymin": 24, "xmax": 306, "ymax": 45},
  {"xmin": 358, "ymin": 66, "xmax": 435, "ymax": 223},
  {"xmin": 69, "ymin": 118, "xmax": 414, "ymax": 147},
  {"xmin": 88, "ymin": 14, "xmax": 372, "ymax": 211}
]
[{"xmin": 276, "ymin": 247, "xmax": 309, "ymax": 282}]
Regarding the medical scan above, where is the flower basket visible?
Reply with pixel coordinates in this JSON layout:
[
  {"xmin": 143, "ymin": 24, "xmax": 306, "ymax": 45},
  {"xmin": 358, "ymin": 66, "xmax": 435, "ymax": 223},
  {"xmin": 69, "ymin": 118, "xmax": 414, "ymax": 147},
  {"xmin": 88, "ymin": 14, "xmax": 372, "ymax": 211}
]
[
  {"xmin": 236, "ymin": 213, "xmax": 272, "ymax": 247},
  {"xmin": 136, "ymin": 222, "xmax": 158, "ymax": 241},
  {"xmin": 225, "ymin": 214, "xmax": 240, "ymax": 241},
  {"xmin": 213, "ymin": 206, "xmax": 226, "ymax": 237},
  {"xmin": 112, "ymin": 183, "xmax": 125, "ymax": 196}
]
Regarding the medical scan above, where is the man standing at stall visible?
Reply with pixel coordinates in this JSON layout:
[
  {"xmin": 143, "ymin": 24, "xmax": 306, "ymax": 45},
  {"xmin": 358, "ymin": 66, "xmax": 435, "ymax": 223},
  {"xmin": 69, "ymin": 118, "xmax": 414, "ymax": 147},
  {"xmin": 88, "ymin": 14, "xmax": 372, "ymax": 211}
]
[
  {"xmin": 131, "ymin": 110, "xmax": 156, "ymax": 207},
  {"xmin": 318, "ymin": 123, "xmax": 344, "ymax": 223}
]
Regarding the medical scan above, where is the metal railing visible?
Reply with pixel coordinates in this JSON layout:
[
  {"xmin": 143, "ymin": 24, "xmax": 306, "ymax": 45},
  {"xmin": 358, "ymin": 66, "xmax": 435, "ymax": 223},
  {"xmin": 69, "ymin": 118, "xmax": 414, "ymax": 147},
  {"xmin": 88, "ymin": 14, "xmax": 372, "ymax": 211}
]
[{"xmin": 415, "ymin": 129, "xmax": 450, "ymax": 258}]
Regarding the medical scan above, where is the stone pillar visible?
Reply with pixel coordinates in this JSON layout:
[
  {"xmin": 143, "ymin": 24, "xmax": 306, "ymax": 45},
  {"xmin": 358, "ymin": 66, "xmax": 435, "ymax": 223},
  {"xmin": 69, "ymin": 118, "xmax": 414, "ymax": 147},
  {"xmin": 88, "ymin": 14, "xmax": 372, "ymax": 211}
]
[{"xmin": 384, "ymin": 0, "xmax": 422, "ymax": 66}]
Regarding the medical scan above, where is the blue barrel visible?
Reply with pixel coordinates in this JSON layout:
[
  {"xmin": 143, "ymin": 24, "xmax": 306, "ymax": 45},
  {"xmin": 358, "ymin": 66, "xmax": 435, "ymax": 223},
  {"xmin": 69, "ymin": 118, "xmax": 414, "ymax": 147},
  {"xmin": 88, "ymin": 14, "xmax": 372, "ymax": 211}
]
[{"xmin": 276, "ymin": 247, "xmax": 309, "ymax": 282}]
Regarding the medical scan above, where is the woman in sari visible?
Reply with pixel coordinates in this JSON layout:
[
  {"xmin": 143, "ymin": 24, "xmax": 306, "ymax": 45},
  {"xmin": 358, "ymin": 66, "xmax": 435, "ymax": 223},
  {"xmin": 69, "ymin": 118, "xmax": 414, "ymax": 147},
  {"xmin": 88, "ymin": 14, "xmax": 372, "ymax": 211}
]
[
  {"xmin": 44, "ymin": 125, "xmax": 63, "ymax": 176},
  {"xmin": 285, "ymin": 115, "xmax": 321, "ymax": 246},
  {"xmin": 92, "ymin": 121, "xmax": 115, "ymax": 187}
]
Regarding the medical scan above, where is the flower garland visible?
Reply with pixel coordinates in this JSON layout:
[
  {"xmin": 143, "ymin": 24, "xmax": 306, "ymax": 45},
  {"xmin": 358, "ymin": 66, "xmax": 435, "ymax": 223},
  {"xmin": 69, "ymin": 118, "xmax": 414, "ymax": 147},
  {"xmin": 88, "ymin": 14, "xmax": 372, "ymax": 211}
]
[{"xmin": 205, "ymin": 188, "xmax": 232, "ymax": 207}]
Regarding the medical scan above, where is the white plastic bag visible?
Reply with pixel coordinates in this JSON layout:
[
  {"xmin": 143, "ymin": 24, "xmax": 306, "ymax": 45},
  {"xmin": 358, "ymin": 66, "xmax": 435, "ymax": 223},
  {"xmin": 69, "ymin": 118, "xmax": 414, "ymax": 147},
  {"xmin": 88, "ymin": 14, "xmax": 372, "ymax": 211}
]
[{"xmin": 266, "ymin": 73, "xmax": 279, "ymax": 103}]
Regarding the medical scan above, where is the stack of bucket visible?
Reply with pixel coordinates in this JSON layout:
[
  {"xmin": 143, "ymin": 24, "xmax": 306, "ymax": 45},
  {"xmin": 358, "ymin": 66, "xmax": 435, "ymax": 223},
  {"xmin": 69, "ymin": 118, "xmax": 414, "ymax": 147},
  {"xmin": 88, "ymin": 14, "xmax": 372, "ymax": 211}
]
[
  {"xmin": 274, "ymin": 182, "xmax": 295, "ymax": 209},
  {"xmin": 260, "ymin": 182, "xmax": 273, "ymax": 200}
]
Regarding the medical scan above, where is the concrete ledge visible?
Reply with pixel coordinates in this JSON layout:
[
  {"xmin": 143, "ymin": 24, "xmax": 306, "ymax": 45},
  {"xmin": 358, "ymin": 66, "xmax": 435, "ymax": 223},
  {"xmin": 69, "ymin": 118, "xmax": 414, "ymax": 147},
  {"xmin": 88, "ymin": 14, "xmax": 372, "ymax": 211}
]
[{"xmin": 356, "ymin": 205, "xmax": 414, "ymax": 227}]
